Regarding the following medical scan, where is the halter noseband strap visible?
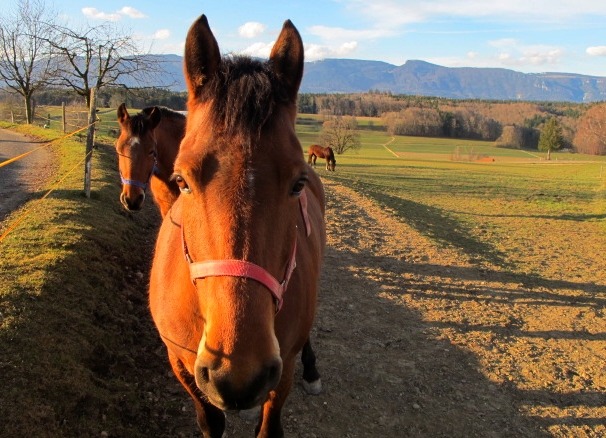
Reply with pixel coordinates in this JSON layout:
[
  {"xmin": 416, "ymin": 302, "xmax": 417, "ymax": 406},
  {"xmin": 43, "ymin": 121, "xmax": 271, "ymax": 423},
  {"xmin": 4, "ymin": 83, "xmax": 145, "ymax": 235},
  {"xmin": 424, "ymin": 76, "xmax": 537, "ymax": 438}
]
[
  {"xmin": 181, "ymin": 190, "xmax": 311, "ymax": 313},
  {"xmin": 120, "ymin": 158, "xmax": 159, "ymax": 191}
]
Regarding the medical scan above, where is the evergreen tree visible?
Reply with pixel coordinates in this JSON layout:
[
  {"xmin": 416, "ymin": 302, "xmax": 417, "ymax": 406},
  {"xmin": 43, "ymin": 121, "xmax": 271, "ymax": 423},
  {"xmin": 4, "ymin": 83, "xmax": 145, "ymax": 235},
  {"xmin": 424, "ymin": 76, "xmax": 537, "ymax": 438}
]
[{"xmin": 538, "ymin": 117, "xmax": 563, "ymax": 159}]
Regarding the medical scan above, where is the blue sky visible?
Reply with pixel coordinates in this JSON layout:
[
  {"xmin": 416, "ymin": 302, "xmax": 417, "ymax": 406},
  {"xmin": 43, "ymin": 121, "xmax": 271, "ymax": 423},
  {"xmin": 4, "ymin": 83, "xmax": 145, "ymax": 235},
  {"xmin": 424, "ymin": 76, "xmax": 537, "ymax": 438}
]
[{"xmin": 49, "ymin": 0, "xmax": 606, "ymax": 76}]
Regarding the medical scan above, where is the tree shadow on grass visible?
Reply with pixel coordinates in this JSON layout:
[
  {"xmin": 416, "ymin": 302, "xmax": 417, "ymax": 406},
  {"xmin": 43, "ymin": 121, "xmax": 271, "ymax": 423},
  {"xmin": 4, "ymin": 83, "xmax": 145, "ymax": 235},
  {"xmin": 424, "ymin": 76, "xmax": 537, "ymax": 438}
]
[
  {"xmin": 0, "ymin": 145, "xmax": 194, "ymax": 438},
  {"xmin": 359, "ymin": 187, "xmax": 515, "ymax": 269},
  {"xmin": 306, "ymin": 242, "xmax": 604, "ymax": 437}
]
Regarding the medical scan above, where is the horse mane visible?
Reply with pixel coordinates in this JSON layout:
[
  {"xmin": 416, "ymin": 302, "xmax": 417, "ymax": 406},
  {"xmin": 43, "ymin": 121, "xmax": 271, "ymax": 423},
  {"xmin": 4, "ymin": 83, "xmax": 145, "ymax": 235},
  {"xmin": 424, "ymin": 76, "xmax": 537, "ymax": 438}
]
[
  {"xmin": 326, "ymin": 146, "xmax": 335, "ymax": 159},
  {"xmin": 141, "ymin": 106, "xmax": 186, "ymax": 121},
  {"xmin": 126, "ymin": 106, "xmax": 185, "ymax": 137},
  {"xmin": 193, "ymin": 55, "xmax": 291, "ymax": 142}
]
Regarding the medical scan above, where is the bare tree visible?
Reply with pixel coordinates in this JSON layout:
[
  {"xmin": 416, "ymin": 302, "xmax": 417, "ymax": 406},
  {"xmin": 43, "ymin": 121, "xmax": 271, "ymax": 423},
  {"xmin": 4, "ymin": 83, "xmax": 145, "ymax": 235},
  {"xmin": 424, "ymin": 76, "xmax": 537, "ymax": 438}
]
[
  {"xmin": 574, "ymin": 103, "xmax": 606, "ymax": 155},
  {"xmin": 319, "ymin": 115, "xmax": 361, "ymax": 154},
  {"xmin": 0, "ymin": 0, "xmax": 59, "ymax": 123},
  {"xmin": 45, "ymin": 21, "xmax": 165, "ymax": 109}
]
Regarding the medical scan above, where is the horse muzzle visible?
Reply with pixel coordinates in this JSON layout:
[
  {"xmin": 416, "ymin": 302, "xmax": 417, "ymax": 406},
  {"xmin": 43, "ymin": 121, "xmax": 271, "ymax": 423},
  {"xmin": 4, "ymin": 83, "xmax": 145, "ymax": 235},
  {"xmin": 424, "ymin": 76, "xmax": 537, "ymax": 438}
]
[
  {"xmin": 194, "ymin": 352, "xmax": 283, "ymax": 410},
  {"xmin": 120, "ymin": 191, "xmax": 145, "ymax": 211}
]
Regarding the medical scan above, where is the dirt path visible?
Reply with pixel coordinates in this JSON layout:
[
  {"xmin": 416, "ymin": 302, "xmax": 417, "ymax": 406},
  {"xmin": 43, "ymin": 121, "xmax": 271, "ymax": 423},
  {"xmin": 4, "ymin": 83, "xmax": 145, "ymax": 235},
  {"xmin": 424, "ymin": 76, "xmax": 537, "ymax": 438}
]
[
  {"xmin": 0, "ymin": 128, "xmax": 55, "ymax": 222},
  {"xmin": 156, "ymin": 177, "xmax": 604, "ymax": 437}
]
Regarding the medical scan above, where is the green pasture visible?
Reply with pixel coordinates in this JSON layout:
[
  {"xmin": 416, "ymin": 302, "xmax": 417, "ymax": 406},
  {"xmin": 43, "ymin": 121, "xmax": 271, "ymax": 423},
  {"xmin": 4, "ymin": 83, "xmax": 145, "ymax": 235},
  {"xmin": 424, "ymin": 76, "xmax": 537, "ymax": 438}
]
[
  {"xmin": 295, "ymin": 114, "xmax": 606, "ymax": 277},
  {"xmin": 284, "ymin": 111, "xmax": 606, "ymax": 280},
  {"xmin": 319, "ymin": 132, "xmax": 606, "ymax": 277},
  {"xmin": 32, "ymin": 105, "xmax": 121, "ymax": 137}
]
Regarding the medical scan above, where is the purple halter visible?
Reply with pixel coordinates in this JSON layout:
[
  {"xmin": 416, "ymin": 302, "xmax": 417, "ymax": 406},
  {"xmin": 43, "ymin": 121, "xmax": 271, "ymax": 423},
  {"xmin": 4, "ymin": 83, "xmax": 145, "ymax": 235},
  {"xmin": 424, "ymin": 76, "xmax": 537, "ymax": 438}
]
[{"xmin": 120, "ymin": 158, "xmax": 158, "ymax": 191}]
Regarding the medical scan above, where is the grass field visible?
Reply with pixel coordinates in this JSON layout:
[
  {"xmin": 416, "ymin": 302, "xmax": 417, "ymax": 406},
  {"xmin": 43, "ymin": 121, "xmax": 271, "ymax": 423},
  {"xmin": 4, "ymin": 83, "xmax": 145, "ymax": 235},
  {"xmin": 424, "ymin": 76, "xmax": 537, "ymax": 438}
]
[{"xmin": 309, "ymin": 119, "xmax": 606, "ymax": 282}]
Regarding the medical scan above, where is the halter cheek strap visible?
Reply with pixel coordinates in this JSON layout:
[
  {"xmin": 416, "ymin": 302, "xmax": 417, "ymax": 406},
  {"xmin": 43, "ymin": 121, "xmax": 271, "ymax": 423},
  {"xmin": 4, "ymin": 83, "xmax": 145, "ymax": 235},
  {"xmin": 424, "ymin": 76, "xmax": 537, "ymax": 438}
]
[
  {"xmin": 181, "ymin": 190, "xmax": 311, "ymax": 313},
  {"xmin": 120, "ymin": 159, "xmax": 159, "ymax": 191}
]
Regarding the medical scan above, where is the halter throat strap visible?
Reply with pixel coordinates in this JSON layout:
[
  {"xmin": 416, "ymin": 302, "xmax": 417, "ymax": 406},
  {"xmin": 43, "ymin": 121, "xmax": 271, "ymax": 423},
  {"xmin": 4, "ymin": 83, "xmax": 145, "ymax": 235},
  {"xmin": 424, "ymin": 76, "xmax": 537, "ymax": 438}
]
[{"xmin": 181, "ymin": 190, "xmax": 311, "ymax": 313}]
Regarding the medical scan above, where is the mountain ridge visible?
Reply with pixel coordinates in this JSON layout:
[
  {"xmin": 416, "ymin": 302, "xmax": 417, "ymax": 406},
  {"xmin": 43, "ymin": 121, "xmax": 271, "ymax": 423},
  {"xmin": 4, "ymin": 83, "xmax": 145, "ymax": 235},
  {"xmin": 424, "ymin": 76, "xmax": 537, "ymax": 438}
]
[{"xmin": 149, "ymin": 55, "xmax": 606, "ymax": 103}]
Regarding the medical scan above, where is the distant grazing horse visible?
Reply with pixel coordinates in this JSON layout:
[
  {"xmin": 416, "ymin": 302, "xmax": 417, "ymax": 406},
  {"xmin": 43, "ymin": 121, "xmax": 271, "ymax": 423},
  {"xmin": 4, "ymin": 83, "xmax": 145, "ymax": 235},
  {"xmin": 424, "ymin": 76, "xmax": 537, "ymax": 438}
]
[
  {"xmin": 148, "ymin": 15, "xmax": 326, "ymax": 438},
  {"xmin": 308, "ymin": 144, "xmax": 336, "ymax": 171},
  {"xmin": 115, "ymin": 104, "xmax": 186, "ymax": 217}
]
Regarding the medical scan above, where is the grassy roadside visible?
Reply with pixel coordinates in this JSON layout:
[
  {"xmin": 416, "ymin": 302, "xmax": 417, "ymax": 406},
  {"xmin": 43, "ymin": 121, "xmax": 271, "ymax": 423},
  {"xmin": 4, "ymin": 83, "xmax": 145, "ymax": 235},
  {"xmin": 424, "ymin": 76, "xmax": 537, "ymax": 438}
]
[{"xmin": 0, "ymin": 123, "xmax": 176, "ymax": 437}]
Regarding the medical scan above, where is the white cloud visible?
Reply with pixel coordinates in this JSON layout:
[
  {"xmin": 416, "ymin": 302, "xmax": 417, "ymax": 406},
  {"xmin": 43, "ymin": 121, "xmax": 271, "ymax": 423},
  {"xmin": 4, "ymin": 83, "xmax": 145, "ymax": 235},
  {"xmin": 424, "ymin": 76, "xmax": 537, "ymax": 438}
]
[
  {"xmin": 152, "ymin": 29, "xmax": 171, "ymax": 40},
  {"xmin": 117, "ymin": 6, "xmax": 147, "ymax": 19},
  {"xmin": 483, "ymin": 38, "xmax": 565, "ymax": 68},
  {"xmin": 239, "ymin": 42, "xmax": 274, "ymax": 58},
  {"xmin": 345, "ymin": 0, "xmax": 606, "ymax": 28},
  {"xmin": 586, "ymin": 46, "xmax": 606, "ymax": 56},
  {"xmin": 82, "ymin": 6, "xmax": 147, "ymax": 21},
  {"xmin": 238, "ymin": 22, "xmax": 267, "ymax": 39},
  {"xmin": 308, "ymin": 25, "xmax": 391, "ymax": 41},
  {"xmin": 237, "ymin": 40, "xmax": 357, "ymax": 61},
  {"xmin": 82, "ymin": 7, "xmax": 120, "ymax": 21},
  {"xmin": 304, "ymin": 42, "xmax": 359, "ymax": 61}
]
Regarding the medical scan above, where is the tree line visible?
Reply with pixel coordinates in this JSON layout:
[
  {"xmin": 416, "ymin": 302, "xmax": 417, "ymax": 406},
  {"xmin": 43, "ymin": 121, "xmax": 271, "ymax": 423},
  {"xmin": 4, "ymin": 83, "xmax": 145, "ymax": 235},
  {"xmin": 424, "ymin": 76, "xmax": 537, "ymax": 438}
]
[
  {"xmin": 298, "ymin": 92, "xmax": 606, "ymax": 155},
  {"xmin": 0, "ymin": 0, "xmax": 167, "ymax": 124}
]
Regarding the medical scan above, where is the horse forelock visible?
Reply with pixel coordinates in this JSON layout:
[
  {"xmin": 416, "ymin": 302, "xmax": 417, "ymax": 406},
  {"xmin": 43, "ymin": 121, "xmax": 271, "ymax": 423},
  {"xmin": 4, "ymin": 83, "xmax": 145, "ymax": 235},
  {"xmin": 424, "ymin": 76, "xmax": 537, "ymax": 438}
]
[
  {"xmin": 127, "ymin": 112, "xmax": 153, "ymax": 138},
  {"xmin": 191, "ymin": 55, "xmax": 291, "ymax": 143}
]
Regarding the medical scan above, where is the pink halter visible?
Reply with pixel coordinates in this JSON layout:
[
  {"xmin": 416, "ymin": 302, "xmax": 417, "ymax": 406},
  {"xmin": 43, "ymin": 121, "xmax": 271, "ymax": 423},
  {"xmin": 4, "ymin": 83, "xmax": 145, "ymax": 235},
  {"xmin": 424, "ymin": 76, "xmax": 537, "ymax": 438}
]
[{"xmin": 181, "ymin": 190, "xmax": 311, "ymax": 312}]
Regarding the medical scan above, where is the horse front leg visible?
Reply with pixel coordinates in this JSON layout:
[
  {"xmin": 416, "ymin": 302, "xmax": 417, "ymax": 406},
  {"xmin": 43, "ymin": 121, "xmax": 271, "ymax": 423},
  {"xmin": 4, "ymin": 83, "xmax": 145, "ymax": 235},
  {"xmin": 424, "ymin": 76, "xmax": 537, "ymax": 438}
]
[
  {"xmin": 301, "ymin": 338, "xmax": 322, "ymax": 395},
  {"xmin": 254, "ymin": 357, "xmax": 296, "ymax": 438},
  {"xmin": 169, "ymin": 353, "xmax": 226, "ymax": 438}
]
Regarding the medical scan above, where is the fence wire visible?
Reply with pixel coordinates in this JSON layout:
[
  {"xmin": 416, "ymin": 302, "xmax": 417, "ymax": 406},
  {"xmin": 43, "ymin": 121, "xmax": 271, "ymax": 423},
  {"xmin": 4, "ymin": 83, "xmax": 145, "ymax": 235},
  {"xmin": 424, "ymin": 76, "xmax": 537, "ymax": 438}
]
[
  {"xmin": 0, "ymin": 122, "xmax": 99, "ymax": 243},
  {"xmin": 0, "ymin": 123, "xmax": 94, "ymax": 169}
]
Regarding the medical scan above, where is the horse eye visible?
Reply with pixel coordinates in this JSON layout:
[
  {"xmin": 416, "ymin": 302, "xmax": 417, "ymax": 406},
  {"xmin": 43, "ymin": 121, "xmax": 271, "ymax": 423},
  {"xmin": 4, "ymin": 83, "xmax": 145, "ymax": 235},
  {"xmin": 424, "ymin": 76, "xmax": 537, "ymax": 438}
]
[
  {"xmin": 291, "ymin": 177, "xmax": 308, "ymax": 196},
  {"xmin": 174, "ymin": 175, "xmax": 192, "ymax": 194}
]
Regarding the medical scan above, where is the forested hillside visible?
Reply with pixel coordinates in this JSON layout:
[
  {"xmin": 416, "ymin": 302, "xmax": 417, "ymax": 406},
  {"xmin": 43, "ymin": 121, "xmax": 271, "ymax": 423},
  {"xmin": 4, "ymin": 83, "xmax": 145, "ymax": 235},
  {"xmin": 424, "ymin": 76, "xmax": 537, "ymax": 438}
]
[{"xmin": 1, "ymin": 88, "xmax": 605, "ymax": 155}]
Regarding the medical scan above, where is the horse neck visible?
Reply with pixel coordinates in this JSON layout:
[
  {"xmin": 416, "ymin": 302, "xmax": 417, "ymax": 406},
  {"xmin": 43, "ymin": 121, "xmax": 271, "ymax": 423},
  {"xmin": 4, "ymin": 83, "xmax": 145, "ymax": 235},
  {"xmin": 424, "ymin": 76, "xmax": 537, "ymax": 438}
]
[{"xmin": 154, "ymin": 117, "xmax": 184, "ymax": 179}]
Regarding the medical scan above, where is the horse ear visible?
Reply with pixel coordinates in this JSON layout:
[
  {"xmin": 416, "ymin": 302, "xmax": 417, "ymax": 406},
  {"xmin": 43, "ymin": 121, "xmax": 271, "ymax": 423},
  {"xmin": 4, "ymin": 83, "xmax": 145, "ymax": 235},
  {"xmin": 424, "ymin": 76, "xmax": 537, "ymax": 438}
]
[
  {"xmin": 149, "ymin": 106, "xmax": 162, "ymax": 130},
  {"xmin": 270, "ymin": 20, "xmax": 304, "ymax": 103},
  {"xmin": 184, "ymin": 14, "xmax": 221, "ymax": 99},
  {"xmin": 117, "ymin": 103, "xmax": 129, "ymax": 125}
]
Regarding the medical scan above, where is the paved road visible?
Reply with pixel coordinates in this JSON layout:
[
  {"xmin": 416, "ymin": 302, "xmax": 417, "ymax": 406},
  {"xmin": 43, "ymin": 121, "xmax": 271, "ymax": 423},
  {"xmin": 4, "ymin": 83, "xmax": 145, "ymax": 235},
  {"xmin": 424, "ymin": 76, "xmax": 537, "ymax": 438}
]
[{"xmin": 0, "ymin": 128, "xmax": 54, "ymax": 222}]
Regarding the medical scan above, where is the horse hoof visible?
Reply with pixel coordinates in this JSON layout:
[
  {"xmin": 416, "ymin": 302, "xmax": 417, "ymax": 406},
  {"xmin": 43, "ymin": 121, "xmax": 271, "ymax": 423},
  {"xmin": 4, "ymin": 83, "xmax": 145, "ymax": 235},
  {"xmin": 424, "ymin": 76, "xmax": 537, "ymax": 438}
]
[
  {"xmin": 239, "ymin": 406, "xmax": 261, "ymax": 421},
  {"xmin": 302, "ymin": 378, "xmax": 322, "ymax": 395}
]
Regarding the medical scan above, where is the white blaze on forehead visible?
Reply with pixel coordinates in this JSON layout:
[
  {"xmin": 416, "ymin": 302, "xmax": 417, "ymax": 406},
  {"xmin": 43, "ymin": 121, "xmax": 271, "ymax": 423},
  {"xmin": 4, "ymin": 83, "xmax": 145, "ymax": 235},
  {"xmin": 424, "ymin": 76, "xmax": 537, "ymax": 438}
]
[
  {"xmin": 129, "ymin": 136, "xmax": 140, "ymax": 147},
  {"xmin": 126, "ymin": 136, "xmax": 141, "ymax": 159}
]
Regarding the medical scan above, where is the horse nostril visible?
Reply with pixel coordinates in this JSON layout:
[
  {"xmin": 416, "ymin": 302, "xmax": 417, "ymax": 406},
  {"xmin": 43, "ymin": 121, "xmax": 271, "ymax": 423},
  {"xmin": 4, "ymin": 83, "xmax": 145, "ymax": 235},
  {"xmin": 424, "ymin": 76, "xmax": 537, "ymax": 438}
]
[
  {"xmin": 264, "ymin": 357, "xmax": 283, "ymax": 389},
  {"xmin": 267, "ymin": 362, "xmax": 281, "ymax": 385},
  {"xmin": 199, "ymin": 366, "xmax": 210, "ymax": 384}
]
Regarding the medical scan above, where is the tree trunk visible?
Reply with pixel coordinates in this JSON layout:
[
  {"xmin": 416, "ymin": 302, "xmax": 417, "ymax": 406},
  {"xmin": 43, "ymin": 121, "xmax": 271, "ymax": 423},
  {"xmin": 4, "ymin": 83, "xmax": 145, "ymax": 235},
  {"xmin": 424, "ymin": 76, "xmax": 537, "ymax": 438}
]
[
  {"xmin": 85, "ymin": 89, "xmax": 92, "ymax": 110},
  {"xmin": 84, "ymin": 88, "xmax": 97, "ymax": 197},
  {"xmin": 24, "ymin": 95, "xmax": 34, "ymax": 124}
]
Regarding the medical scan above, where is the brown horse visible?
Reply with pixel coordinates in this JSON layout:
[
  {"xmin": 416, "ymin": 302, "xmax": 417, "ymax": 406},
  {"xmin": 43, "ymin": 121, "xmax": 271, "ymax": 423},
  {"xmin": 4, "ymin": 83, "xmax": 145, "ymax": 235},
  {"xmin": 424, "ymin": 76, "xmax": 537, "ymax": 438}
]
[
  {"xmin": 115, "ymin": 104, "xmax": 186, "ymax": 217},
  {"xmin": 308, "ymin": 144, "xmax": 336, "ymax": 171},
  {"xmin": 149, "ymin": 15, "xmax": 326, "ymax": 438}
]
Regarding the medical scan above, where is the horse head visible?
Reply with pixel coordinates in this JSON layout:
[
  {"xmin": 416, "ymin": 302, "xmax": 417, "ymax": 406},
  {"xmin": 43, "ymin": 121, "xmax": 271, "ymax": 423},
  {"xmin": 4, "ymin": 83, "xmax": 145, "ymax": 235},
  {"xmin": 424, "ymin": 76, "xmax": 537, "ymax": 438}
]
[
  {"xmin": 171, "ymin": 15, "xmax": 309, "ymax": 411},
  {"xmin": 327, "ymin": 147, "xmax": 336, "ymax": 171},
  {"xmin": 115, "ymin": 103, "xmax": 161, "ymax": 211}
]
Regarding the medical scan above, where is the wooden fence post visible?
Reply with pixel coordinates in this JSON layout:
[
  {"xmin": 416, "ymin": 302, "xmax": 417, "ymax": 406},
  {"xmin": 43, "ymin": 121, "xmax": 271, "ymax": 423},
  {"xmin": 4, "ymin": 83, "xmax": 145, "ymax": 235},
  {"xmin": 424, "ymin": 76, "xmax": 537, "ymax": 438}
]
[
  {"xmin": 62, "ymin": 102, "xmax": 66, "ymax": 134},
  {"xmin": 84, "ymin": 89, "xmax": 97, "ymax": 198}
]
